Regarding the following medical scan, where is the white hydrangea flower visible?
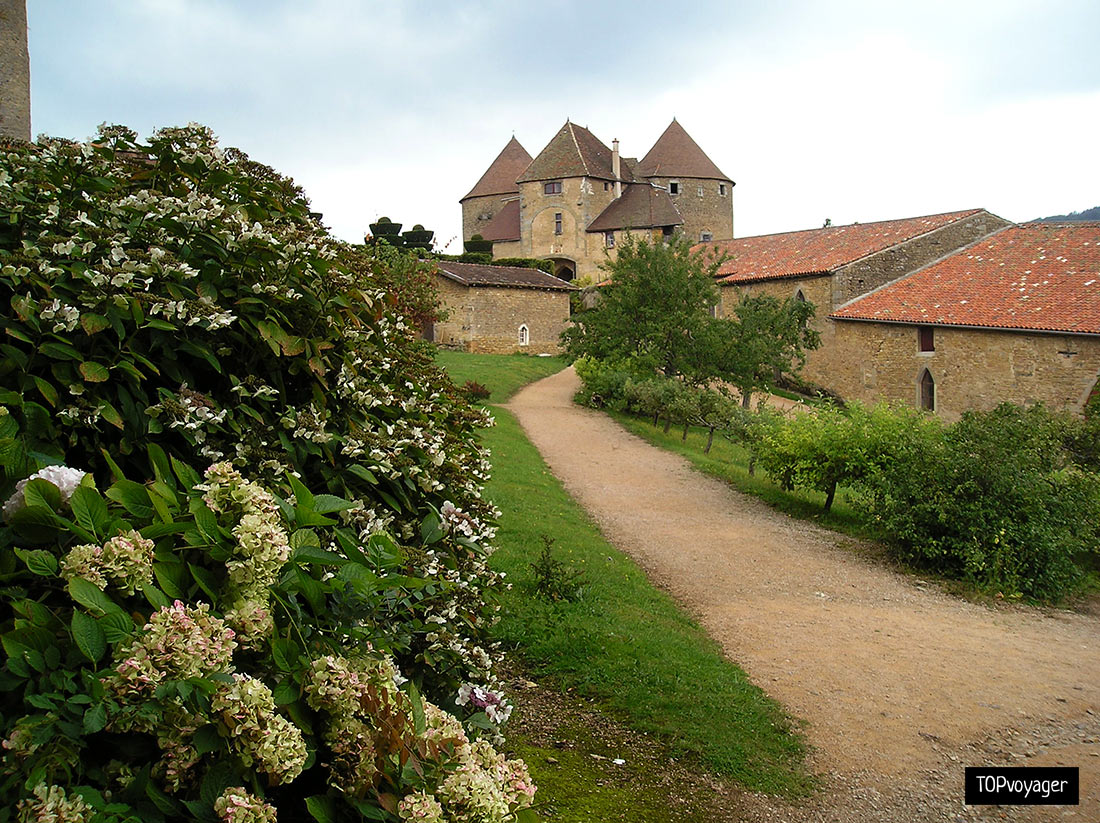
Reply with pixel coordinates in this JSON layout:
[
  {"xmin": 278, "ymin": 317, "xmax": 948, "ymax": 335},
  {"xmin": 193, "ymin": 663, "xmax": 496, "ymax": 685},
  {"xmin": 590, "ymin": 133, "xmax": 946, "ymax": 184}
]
[{"xmin": 2, "ymin": 465, "xmax": 88, "ymax": 521}]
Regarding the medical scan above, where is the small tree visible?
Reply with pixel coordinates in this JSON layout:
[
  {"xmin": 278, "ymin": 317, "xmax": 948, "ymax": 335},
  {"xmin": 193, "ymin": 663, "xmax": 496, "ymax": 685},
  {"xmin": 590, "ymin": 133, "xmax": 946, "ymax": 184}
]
[
  {"xmin": 562, "ymin": 236, "xmax": 724, "ymax": 377},
  {"xmin": 708, "ymin": 294, "xmax": 820, "ymax": 407}
]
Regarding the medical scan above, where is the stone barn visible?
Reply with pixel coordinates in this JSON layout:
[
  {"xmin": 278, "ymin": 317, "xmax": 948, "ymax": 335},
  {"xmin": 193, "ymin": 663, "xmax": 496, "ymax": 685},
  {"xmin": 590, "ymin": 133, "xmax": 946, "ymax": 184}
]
[
  {"xmin": 829, "ymin": 222, "xmax": 1100, "ymax": 419},
  {"xmin": 429, "ymin": 261, "xmax": 574, "ymax": 355},
  {"xmin": 705, "ymin": 209, "xmax": 1012, "ymax": 394}
]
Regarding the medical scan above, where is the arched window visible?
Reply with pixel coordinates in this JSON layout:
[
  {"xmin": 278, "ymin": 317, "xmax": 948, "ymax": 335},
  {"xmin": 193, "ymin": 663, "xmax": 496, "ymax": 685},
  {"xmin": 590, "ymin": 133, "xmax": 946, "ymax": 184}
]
[
  {"xmin": 795, "ymin": 289, "xmax": 807, "ymax": 302},
  {"xmin": 920, "ymin": 369, "xmax": 935, "ymax": 411},
  {"xmin": 518, "ymin": 324, "xmax": 529, "ymax": 347}
]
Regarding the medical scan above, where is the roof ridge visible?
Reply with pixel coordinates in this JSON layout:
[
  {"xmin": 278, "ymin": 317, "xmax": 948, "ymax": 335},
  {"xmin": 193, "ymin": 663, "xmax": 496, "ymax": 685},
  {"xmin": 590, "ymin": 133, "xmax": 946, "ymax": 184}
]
[
  {"xmin": 723, "ymin": 209, "xmax": 984, "ymax": 244},
  {"xmin": 569, "ymin": 123, "xmax": 590, "ymax": 177}
]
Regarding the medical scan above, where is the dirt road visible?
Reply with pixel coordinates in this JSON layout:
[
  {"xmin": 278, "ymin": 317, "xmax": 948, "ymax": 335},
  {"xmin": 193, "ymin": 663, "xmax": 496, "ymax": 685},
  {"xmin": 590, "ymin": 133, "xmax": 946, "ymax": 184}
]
[{"xmin": 508, "ymin": 367, "xmax": 1100, "ymax": 822}]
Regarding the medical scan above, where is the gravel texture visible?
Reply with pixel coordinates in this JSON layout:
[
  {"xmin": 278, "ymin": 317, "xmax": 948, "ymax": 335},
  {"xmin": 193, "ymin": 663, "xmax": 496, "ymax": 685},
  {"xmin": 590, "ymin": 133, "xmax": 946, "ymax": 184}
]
[{"xmin": 507, "ymin": 367, "xmax": 1100, "ymax": 821}]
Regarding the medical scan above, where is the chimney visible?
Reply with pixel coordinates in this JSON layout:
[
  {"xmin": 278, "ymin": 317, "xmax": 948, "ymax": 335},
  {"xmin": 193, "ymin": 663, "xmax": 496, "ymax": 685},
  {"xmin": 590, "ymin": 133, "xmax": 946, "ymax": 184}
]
[{"xmin": 612, "ymin": 138, "xmax": 621, "ymax": 198}]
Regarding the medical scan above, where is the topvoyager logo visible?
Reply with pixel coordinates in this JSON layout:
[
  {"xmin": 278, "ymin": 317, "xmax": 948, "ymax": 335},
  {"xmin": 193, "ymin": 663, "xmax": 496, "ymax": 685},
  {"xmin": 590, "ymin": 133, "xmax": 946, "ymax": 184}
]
[{"xmin": 965, "ymin": 767, "xmax": 1079, "ymax": 806}]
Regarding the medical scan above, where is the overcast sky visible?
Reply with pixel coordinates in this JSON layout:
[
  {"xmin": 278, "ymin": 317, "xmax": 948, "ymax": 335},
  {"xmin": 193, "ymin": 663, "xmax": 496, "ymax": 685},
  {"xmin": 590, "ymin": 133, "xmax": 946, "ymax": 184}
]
[{"xmin": 27, "ymin": 0, "xmax": 1100, "ymax": 251}]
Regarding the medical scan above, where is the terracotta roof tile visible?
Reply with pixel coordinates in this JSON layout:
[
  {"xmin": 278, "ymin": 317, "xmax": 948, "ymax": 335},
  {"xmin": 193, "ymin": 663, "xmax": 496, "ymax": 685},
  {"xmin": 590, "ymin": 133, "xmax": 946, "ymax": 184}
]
[
  {"xmin": 586, "ymin": 184, "xmax": 683, "ymax": 232},
  {"xmin": 434, "ymin": 260, "xmax": 576, "ymax": 291},
  {"xmin": 517, "ymin": 121, "xmax": 633, "ymax": 184},
  {"xmin": 832, "ymin": 223, "xmax": 1100, "ymax": 334},
  {"xmin": 638, "ymin": 119, "xmax": 731, "ymax": 181},
  {"xmin": 461, "ymin": 137, "xmax": 532, "ymax": 202},
  {"xmin": 708, "ymin": 209, "xmax": 985, "ymax": 283},
  {"xmin": 480, "ymin": 199, "xmax": 520, "ymax": 242}
]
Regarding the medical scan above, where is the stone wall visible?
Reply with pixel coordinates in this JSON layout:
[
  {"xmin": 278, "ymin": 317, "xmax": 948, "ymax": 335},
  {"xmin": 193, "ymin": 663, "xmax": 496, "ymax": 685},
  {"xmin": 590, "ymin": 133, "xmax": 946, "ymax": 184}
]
[
  {"xmin": 461, "ymin": 193, "xmax": 512, "ymax": 243},
  {"xmin": 831, "ymin": 211, "xmax": 1012, "ymax": 309},
  {"xmin": 827, "ymin": 321, "xmax": 1100, "ymax": 420},
  {"xmin": 0, "ymin": 0, "xmax": 30, "ymax": 141},
  {"xmin": 645, "ymin": 176, "xmax": 733, "ymax": 242},
  {"xmin": 517, "ymin": 177, "xmax": 617, "ymax": 283},
  {"xmin": 431, "ymin": 275, "xmax": 570, "ymax": 355}
]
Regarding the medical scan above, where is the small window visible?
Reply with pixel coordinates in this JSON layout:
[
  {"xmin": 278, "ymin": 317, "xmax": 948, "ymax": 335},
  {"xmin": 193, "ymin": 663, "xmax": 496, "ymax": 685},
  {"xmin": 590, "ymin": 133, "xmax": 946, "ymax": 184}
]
[
  {"xmin": 919, "ymin": 326, "xmax": 934, "ymax": 352},
  {"xmin": 603, "ymin": 182, "xmax": 610, "ymax": 191},
  {"xmin": 605, "ymin": 231, "xmax": 615, "ymax": 248},
  {"xmin": 920, "ymin": 369, "xmax": 935, "ymax": 411},
  {"xmin": 543, "ymin": 181, "xmax": 562, "ymax": 195},
  {"xmin": 662, "ymin": 226, "xmax": 675, "ymax": 237},
  {"xmin": 700, "ymin": 231, "xmax": 713, "ymax": 242},
  {"xmin": 669, "ymin": 180, "xmax": 679, "ymax": 195},
  {"xmin": 795, "ymin": 289, "xmax": 807, "ymax": 302},
  {"xmin": 697, "ymin": 185, "xmax": 704, "ymax": 198},
  {"xmin": 518, "ymin": 324, "xmax": 529, "ymax": 346},
  {"xmin": 719, "ymin": 183, "xmax": 727, "ymax": 196},
  {"xmin": 554, "ymin": 212, "xmax": 563, "ymax": 235}
]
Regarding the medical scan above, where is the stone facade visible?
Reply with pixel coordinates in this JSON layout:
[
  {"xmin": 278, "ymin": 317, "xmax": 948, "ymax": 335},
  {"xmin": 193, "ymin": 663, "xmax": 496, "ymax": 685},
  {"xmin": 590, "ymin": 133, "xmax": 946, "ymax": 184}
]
[
  {"xmin": 646, "ymin": 176, "xmax": 733, "ymax": 243},
  {"xmin": 517, "ymin": 177, "xmax": 619, "ymax": 282},
  {"xmin": 462, "ymin": 194, "xmax": 510, "ymax": 242},
  {"xmin": 0, "ymin": 0, "xmax": 31, "ymax": 141},
  {"xmin": 431, "ymin": 275, "xmax": 570, "ymax": 355},
  {"xmin": 825, "ymin": 321, "xmax": 1100, "ymax": 421}
]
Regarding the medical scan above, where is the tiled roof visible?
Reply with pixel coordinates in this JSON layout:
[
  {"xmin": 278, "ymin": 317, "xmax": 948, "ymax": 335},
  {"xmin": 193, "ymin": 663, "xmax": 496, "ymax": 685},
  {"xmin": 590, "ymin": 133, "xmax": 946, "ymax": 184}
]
[
  {"xmin": 709, "ymin": 209, "xmax": 985, "ymax": 283},
  {"xmin": 480, "ymin": 199, "xmax": 520, "ymax": 242},
  {"xmin": 461, "ymin": 137, "xmax": 532, "ymax": 202},
  {"xmin": 832, "ymin": 223, "xmax": 1100, "ymax": 334},
  {"xmin": 586, "ymin": 184, "xmax": 683, "ymax": 232},
  {"xmin": 434, "ymin": 260, "xmax": 576, "ymax": 291},
  {"xmin": 637, "ymin": 119, "xmax": 731, "ymax": 181},
  {"xmin": 517, "ymin": 121, "xmax": 633, "ymax": 184}
]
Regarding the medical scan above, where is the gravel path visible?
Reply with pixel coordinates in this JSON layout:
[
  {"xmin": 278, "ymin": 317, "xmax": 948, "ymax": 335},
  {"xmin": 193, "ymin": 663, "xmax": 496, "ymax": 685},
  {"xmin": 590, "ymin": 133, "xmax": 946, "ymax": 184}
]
[{"xmin": 508, "ymin": 367, "xmax": 1100, "ymax": 822}]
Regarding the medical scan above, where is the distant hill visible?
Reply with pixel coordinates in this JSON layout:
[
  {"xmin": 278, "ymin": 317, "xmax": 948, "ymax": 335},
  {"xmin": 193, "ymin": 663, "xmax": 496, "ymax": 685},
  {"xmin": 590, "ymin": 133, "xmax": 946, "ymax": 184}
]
[{"xmin": 1032, "ymin": 206, "xmax": 1100, "ymax": 223}]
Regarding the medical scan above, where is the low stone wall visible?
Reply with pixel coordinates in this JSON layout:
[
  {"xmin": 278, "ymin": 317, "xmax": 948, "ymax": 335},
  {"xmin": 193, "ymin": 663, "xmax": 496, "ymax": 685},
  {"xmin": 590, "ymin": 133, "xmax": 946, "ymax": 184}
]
[{"xmin": 432, "ymin": 276, "xmax": 570, "ymax": 355}]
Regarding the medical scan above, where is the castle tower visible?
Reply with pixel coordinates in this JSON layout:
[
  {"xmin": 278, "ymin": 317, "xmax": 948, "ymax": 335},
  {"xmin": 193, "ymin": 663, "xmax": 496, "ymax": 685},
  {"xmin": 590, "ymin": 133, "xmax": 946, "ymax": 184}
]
[
  {"xmin": 0, "ymin": 0, "xmax": 30, "ymax": 141},
  {"xmin": 638, "ymin": 119, "xmax": 734, "ymax": 242},
  {"xmin": 460, "ymin": 136, "xmax": 532, "ymax": 243}
]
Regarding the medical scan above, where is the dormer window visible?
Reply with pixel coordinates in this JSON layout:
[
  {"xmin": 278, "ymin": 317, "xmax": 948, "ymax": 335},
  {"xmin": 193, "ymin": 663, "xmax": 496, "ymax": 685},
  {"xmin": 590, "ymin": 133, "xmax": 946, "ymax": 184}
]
[
  {"xmin": 669, "ymin": 180, "xmax": 680, "ymax": 195},
  {"xmin": 544, "ymin": 181, "xmax": 562, "ymax": 195}
]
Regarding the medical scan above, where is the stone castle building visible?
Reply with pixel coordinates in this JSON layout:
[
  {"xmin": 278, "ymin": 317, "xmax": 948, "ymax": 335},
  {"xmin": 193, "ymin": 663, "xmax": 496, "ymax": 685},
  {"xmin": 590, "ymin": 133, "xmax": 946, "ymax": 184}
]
[
  {"xmin": 0, "ymin": 0, "xmax": 31, "ymax": 141},
  {"xmin": 460, "ymin": 120, "xmax": 733, "ymax": 283}
]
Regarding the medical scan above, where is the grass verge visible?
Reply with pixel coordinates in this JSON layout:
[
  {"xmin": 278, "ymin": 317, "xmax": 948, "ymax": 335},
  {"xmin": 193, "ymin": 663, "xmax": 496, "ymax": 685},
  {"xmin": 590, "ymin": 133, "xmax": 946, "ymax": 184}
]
[
  {"xmin": 482, "ymin": 406, "xmax": 813, "ymax": 796},
  {"xmin": 435, "ymin": 350, "xmax": 568, "ymax": 402}
]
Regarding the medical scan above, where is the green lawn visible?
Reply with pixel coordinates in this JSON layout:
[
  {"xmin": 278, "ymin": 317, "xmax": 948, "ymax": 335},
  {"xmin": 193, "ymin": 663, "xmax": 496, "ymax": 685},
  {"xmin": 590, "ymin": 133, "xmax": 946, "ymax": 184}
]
[{"xmin": 434, "ymin": 350, "xmax": 568, "ymax": 402}]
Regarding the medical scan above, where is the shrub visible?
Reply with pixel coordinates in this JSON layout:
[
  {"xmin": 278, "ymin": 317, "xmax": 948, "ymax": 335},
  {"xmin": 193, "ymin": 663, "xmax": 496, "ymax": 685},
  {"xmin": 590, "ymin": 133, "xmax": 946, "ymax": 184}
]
[
  {"xmin": 858, "ymin": 403, "xmax": 1099, "ymax": 599},
  {"xmin": 527, "ymin": 536, "xmax": 586, "ymax": 603},
  {"xmin": 0, "ymin": 125, "xmax": 524, "ymax": 813},
  {"xmin": 0, "ymin": 439, "xmax": 535, "ymax": 821},
  {"xmin": 572, "ymin": 357, "xmax": 643, "ymax": 411},
  {"xmin": 460, "ymin": 381, "xmax": 491, "ymax": 403}
]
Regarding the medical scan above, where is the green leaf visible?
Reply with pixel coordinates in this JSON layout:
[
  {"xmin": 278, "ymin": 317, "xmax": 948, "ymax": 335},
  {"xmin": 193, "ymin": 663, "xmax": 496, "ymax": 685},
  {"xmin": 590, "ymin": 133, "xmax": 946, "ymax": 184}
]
[
  {"xmin": 348, "ymin": 464, "xmax": 377, "ymax": 484},
  {"xmin": 292, "ymin": 544, "xmax": 346, "ymax": 565},
  {"xmin": 514, "ymin": 808, "xmax": 541, "ymax": 823},
  {"xmin": 154, "ymin": 562, "xmax": 187, "ymax": 599},
  {"xmin": 144, "ymin": 319, "xmax": 177, "ymax": 331},
  {"xmin": 99, "ymin": 401, "xmax": 124, "ymax": 429},
  {"xmin": 293, "ymin": 508, "xmax": 336, "ymax": 527},
  {"xmin": 67, "ymin": 577, "xmax": 123, "ymax": 616},
  {"xmin": 14, "ymin": 547, "xmax": 58, "ymax": 577},
  {"xmin": 79, "ymin": 361, "xmax": 109, "ymax": 382},
  {"xmin": 39, "ymin": 340, "xmax": 83, "ymax": 361},
  {"xmin": 72, "ymin": 610, "xmax": 107, "ymax": 662},
  {"xmin": 8, "ymin": 504, "xmax": 62, "ymax": 542},
  {"xmin": 99, "ymin": 610, "xmax": 135, "ymax": 643},
  {"xmin": 406, "ymin": 679, "xmax": 426, "ymax": 736},
  {"xmin": 70, "ymin": 485, "xmax": 109, "ymax": 537},
  {"xmin": 188, "ymin": 563, "xmax": 219, "ymax": 601},
  {"xmin": 23, "ymin": 477, "xmax": 61, "ymax": 511},
  {"xmin": 304, "ymin": 796, "xmax": 336, "ymax": 823},
  {"xmin": 287, "ymin": 473, "xmax": 314, "ymax": 509},
  {"xmin": 106, "ymin": 480, "xmax": 154, "ymax": 519},
  {"xmin": 311, "ymin": 493, "xmax": 353, "ymax": 514},
  {"xmin": 143, "ymin": 584, "xmax": 171, "ymax": 610},
  {"xmin": 270, "ymin": 637, "xmax": 300, "ymax": 672},
  {"xmin": 192, "ymin": 724, "xmax": 223, "ymax": 756},
  {"xmin": 191, "ymin": 501, "xmax": 220, "ymax": 542},
  {"xmin": 420, "ymin": 510, "xmax": 443, "ymax": 545},
  {"xmin": 170, "ymin": 455, "xmax": 201, "ymax": 490},
  {"xmin": 80, "ymin": 313, "xmax": 111, "ymax": 335},
  {"xmin": 82, "ymin": 702, "xmax": 108, "ymax": 734}
]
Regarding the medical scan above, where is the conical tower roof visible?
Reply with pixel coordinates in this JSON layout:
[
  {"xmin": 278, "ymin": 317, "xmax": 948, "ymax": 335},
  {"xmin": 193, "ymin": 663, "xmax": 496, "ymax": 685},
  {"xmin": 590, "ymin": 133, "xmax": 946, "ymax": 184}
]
[
  {"xmin": 517, "ymin": 121, "xmax": 633, "ymax": 184},
  {"xmin": 461, "ymin": 137, "xmax": 533, "ymax": 202},
  {"xmin": 637, "ymin": 119, "xmax": 731, "ymax": 181}
]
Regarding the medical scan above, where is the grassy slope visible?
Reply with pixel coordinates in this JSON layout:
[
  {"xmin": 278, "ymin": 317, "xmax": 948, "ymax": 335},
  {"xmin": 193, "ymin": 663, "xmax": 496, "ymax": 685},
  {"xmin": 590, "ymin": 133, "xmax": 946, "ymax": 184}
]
[{"xmin": 435, "ymin": 351, "xmax": 568, "ymax": 403}]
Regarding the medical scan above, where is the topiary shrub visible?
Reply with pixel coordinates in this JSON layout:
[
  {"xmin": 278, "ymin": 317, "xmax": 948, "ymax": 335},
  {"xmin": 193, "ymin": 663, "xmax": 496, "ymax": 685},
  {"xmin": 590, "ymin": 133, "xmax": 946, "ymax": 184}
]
[{"xmin": 0, "ymin": 125, "xmax": 531, "ymax": 817}]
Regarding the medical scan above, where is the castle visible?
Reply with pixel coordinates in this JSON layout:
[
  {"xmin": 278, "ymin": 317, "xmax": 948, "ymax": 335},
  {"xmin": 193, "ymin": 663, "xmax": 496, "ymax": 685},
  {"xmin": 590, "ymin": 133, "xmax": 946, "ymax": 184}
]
[{"xmin": 460, "ymin": 120, "xmax": 734, "ymax": 283}]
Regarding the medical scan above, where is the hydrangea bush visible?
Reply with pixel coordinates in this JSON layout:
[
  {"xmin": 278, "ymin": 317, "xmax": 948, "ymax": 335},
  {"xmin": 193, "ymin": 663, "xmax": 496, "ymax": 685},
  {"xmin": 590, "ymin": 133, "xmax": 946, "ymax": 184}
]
[
  {"xmin": 0, "ymin": 126, "xmax": 534, "ymax": 819},
  {"xmin": 0, "ymin": 448, "xmax": 534, "ymax": 821},
  {"xmin": 0, "ymin": 124, "xmax": 505, "ymax": 699}
]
